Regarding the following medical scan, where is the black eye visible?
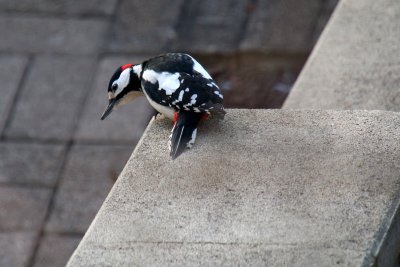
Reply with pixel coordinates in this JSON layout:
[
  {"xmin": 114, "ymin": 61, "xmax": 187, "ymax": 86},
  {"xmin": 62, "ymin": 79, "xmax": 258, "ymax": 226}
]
[{"xmin": 111, "ymin": 84, "xmax": 118, "ymax": 91}]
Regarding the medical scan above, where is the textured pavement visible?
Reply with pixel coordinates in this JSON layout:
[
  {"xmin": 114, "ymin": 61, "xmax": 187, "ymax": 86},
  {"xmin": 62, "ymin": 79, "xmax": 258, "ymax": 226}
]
[
  {"xmin": 69, "ymin": 109, "xmax": 400, "ymax": 266},
  {"xmin": 0, "ymin": 1, "xmax": 337, "ymax": 266}
]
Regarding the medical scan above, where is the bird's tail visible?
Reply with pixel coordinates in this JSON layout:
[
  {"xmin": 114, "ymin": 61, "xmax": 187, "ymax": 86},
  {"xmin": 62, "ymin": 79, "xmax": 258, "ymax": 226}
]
[{"xmin": 169, "ymin": 111, "xmax": 202, "ymax": 160}]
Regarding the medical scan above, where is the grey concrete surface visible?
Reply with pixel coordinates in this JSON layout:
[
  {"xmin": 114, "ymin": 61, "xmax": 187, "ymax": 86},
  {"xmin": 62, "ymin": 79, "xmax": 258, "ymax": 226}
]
[
  {"xmin": 284, "ymin": 0, "xmax": 400, "ymax": 110},
  {"xmin": 5, "ymin": 56, "xmax": 95, "ymax": 141},
  {"xmin": 0, "ymin": 0, "xmax": 117, "ymax": 16},
  {"xmin": 46, "ymin": 145, "xmax": 133, "ymax": 233},
  {"xmin": 75, "ymin": 56, "xmax": 154, "ymax": 144},
  {"xmin": 240, "ymin": 0, "xmax": 322, "ymax": 53},
  {"xmin": 33, "ymin": 234, "xmax": 82, "ymax": 267},
  {"xmin": 0, "ymin": 142, "xmax": 64, "ymax": 186},
  {"xmin": 69, "ymin": 109, "xmax": 400, "ymax": 266},
  {"xmin": 171, "ymin": 0, "xmax": 249, "ymax": 53},
  {"xmin": 0, "ymin": 186, "xmax": 51, "ymax": 231},
  {"xmin": 108, "ymin": 0, "xmax": 184, "ymax": 53},
  {"xmin": 0, "ymin": 15, "xmax": 108, "ymax": 54},
  {"xmin": 0, "ymin": 55, "xmax": 27, "ymax": 134},
  {"xmin": 0, "ymin": 232, "xmax": 37, "ymax": 267}
]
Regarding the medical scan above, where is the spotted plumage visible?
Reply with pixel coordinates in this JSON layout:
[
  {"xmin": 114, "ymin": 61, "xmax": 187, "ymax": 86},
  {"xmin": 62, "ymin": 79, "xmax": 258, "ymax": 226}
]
[{"xmin": 101, "ymin": 53, "xmax": 225, "ymax": 159}]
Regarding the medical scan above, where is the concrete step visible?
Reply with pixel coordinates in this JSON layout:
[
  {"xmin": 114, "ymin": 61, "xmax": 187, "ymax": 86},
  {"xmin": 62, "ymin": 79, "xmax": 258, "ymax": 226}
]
[
  {"xmin": 283, "ymin": 0, "xmax": 400, "ymax": 110},
  {"xmin": 68, "ymin": 109, "xmax": 400, "ymax": 266}
]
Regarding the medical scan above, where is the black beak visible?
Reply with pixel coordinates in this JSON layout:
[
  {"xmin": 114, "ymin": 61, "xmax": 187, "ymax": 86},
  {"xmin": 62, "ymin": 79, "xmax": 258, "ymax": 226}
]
[{"xmin": 100, "ymin": 98, "xmax": 117, "ymax": 120}]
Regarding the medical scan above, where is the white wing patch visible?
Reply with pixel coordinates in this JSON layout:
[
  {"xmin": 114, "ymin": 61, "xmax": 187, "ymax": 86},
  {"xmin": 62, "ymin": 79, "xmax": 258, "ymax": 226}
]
[
  {"xmin": 207, "ymin": 82, "xmax": 219, "ymax": 88},
  {"xmin": 214, "ymin": 91, "xmax": 223, "ymax": 99},
  {"xmin": 188, "ymin": 55, "xmax": 212, "ymax": 79},
  {"xmin": 142, "ymin": 70, "xmax": 180, "ymax": 95},
  {"xmin": 178, "ymin": 90, "xmax": 184, "ymax": 101},
  {"xmin": 190, "ymin": 94, "xmax": 197, "ymax": 104}
]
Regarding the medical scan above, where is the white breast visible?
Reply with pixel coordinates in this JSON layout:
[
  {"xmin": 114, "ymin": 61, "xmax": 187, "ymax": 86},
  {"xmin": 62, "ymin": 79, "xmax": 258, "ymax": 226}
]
[{"xmin": 143, "ymin": 90, "xmax": 175, "ymax": 120}]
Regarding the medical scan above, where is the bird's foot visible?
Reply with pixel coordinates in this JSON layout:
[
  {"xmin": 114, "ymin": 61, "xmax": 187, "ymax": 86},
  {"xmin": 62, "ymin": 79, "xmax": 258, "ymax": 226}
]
[{"xmin": 154, "ymin": 112, "xmax": 164, "ymax": 120}]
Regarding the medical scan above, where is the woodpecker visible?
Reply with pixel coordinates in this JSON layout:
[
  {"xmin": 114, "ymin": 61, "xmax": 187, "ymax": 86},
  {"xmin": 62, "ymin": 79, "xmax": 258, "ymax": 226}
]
[{"xmin": 100, "ymin": 53, "xmax": 225, "ymax": 159}]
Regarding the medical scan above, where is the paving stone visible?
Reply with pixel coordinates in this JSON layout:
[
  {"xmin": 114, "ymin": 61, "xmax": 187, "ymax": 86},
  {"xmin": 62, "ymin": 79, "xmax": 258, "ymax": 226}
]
[
  {"xmin": 0, "ymin": 142, "xmax": 64, "ymax": 186},
  {"xmin": 0, "ymin": 232, "xmax": 37, "ymax": 267},
  {"xmin": 171, "ymin": 0, "xmax": 249, "ymax": 53},
  {"xmin": 107, "ymin": 0, "xmax": 184, "ymax": 53},
  {"xmin": 0, "ymin": 0, "xmax": 117, "ymax": 16},
  {"xmin": 75, "ymin": 56, "xmax": 154, "ymax": 144},
  {"xmin": 33, "ymin": 234, "xmax": 82, "ymax": 267},
  {"xmin": 240, "ymin": 0, "xmax": 322, "ymax": 53},
  {"xmin": 46, "ymin": 145, "xmax": 133, "ymax": 233},
  {"xmin": 0, "ymin": 55, "xmax": 28, "ymax": 134},
  {"xmin": 0, "ymin": 15, "xmax": 108, "ymax": 54},
  {"xmin": 0, "ymin": 186, "xmax": 51, "ymax": 231},
  {"xmin": 6, "ymin": 56, "xmax": 95, "ymax": 141}
]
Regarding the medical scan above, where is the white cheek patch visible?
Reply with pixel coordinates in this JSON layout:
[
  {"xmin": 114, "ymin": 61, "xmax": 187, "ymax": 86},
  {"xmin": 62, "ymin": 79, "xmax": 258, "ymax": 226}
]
[{"xmin": 115, "ymin": 68, "xmax": 131, "ymax": 94}]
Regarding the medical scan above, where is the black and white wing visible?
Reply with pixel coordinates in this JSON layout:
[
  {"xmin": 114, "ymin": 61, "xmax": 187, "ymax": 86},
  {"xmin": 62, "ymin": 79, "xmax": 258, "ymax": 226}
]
[{"xmin": 141, "ymin": 54, "xmax": 225, "ymax": 118}]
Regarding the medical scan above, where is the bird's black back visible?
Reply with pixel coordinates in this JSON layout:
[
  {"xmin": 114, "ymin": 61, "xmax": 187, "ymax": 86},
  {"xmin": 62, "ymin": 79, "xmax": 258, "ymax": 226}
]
[{"xmin": 141, "ymin": 53, "xmax": 195, "ymax": 75}]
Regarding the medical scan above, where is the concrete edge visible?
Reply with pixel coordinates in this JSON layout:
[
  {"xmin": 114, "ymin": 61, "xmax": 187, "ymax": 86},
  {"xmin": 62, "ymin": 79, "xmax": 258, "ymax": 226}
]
[
  {"xmin": 66, "ymin": 116, "xmax": 156, "ymax": 266},
  {"xmin": 362, "ymin": 195, "xmax": 400, "ymax": 267},
  {"xmin": 68, "ymin": 109, "xmax": 400, "ymax": 266},
  {"xmin": 282, "ymin": 0, "xmax": 343, "ymax": 109}
]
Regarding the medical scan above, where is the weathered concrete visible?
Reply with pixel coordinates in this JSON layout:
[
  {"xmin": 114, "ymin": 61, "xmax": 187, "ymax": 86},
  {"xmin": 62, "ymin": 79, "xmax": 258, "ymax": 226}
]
[
  {"xmin": 0, "ymin": 0, "xmax": 117, "ymax": 16},
  {"xmin": 0, "ymin": 142, "xmax": 64, "ymax": 186},
  {"xmin": 0, "ymin": 55, "xmax": 27, "ymax": 134},
  {"xmin": 240, "ymin": 0, "xmax": 322, "ymax": 53},
  {"xmin": 0, "ymin": 186, "xmax": 51, "ymax": 231},
  {"xmin": 171, "ymin": 0, "xmax": 249, "ymax": 53},
  {"xmin": 0, "ymin": 232, "xmax": 37, "ymax": 267},
  {"xmin": 0, "ymin": 15, "xmax": 108, "ymax": 55},
  {"xmin": 108, "ymin": 0, "xmax": 184, "ymax": 53},
  {"xmin": 284, "ymin": 0, "xmax": 400, "ymax": 110},
  {"xmin": 5, "ymin": 56, "xmax": 94, "ymax": 141},
  {"xmin": 33, "ymin": 234, "xmax": 82, "ymax": 267},
  {"xmin": 46, "ymin": 145, "xmax": 133, "ymax": 233},
  {"xmin": 69, "ymin": 109, "xmax": 400, "ymax": 266}
]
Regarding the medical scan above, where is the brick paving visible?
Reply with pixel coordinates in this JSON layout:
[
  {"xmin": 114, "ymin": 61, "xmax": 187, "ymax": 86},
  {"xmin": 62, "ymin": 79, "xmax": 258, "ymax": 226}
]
[{"xmin": 0, "ymin": 1, "xmax": 337, "ymax": 266}]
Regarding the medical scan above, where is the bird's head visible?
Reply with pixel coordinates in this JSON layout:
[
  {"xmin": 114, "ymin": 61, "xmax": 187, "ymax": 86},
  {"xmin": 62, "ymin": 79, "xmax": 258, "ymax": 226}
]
[{"xmin": 100, "ymin": 63, "xmax": 143, "ymax": 120}]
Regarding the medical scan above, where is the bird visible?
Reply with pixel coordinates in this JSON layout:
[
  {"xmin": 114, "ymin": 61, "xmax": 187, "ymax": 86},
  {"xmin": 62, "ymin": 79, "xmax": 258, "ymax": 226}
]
[{"xmin": 100, "ymin": 53, "xmax": 225, "ymax": 159}]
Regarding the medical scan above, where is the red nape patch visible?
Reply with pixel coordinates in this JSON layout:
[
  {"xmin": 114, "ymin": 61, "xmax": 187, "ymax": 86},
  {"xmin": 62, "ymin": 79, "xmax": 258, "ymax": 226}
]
[
  {"xmin": 173, "ymin": 112, "xmax": 179, "ymax": 124},
  {"xmin": 121, "ymin": 63, "xmax": 133, "ymax": 71},
  {"xmin": 201, "ymin": 113, "xmax": 210, "ymax": 121}
]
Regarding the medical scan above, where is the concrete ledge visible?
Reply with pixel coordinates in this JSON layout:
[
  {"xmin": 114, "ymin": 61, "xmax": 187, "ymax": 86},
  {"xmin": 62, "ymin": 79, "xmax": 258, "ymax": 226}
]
[
  {"xmin": 68, "ymin": 109, "xmax": 400, "ymax": 266},
  {"xmin": 283, "ymin": 0, "xmax": 400, "ymax": 110}
]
